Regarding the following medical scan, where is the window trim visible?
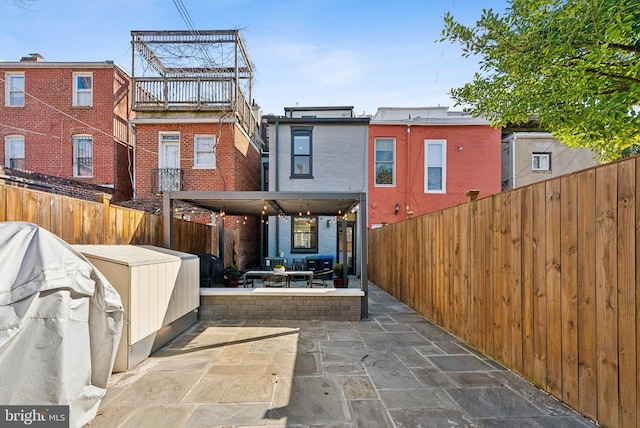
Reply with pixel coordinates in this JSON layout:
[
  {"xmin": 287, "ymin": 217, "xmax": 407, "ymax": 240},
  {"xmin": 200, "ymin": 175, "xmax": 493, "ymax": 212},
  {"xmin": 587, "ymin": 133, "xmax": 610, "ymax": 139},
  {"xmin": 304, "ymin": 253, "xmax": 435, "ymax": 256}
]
[
  {"xmin": 4, "ymin": 135, "xmax": 25, "ymax": 168},
  {"xmin": 532, "ymin": 152, "xmax": 551, "ymax": 172},
  {"xmin": 72, "ymin": 134, "xmax": 93, "ymax": 178},
  {"xmin": 374, "ymin": 137, "xmax": 396, "ymax": 187},
  {"xmin": 424, "ymin": 139, "xmax": 447, "ymax": 194},
  {"xmin": 290, "ymin": 126, "xmax": 313, "ymax": 179},
  {"xmin": 290, "ymin": 216, "xmax": 319, "ymax": 253},
  {"xmin": 72, "ymin": 72, "xmax": 93, "ymax": 107},
  {"xmin": 193, "ymin": 134, "xmax": 216, "ymax": 169},
  {"xmin": 5, "ymin": 72, "xmax": 25, "ymax": 107}
]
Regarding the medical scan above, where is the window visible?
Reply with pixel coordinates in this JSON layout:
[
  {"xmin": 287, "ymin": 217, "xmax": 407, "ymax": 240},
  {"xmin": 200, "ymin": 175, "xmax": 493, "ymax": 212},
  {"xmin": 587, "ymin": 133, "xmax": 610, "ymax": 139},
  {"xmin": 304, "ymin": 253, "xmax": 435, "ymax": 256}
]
[
  {"xmin": 424, "ymin": 140, "xmax": 446, "ymax": 193},
  {"xmin": 291, "ymin": 216, "xmax": 318, "ymax": 252},
  {"xmin": 157, "ymin": 133, "xmax": 181, "ymax": 192},
  {"xmin": 73, "ymin": 135, "xmax": 93, "ymax": 177},
  {"xmin": 5, "ymin": 73, "xmax": 24, "ymax": 107},
  {"xmin": 374, "ymin": 138, "xmax": 395, "ymax": 186},
  {"xmin": 5, "ymin": 135, "xmax": 25, "ymax": 169},
  {"xmin": 73, "ymin": 72, "xmax": 93, "ymax": 106},
  {"xmin": 194, "ymin": 135, "xmax": 216, "ymax": 168},
  {"xmin": 532, "ymin": 152, "xmax": 551, "ymax": 171},
  {"xmin": 291, "ymin": 127, "xmax": 312, "ymax": 178},
  {"xmin": 159, "ymin": 133, "xmax": 180, "ymax": 168}
]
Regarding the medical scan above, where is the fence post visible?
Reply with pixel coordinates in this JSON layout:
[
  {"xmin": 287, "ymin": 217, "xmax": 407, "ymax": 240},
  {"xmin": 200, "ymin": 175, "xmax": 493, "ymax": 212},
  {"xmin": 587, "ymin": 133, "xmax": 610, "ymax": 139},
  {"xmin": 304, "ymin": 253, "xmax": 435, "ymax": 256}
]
[
  {"xmin": 96, "ymin": 192, "xmax": 112, "ymax": 244},
  {"xmin": 466, "ymin": 189, "xmax": 480, "ymax": 201}
]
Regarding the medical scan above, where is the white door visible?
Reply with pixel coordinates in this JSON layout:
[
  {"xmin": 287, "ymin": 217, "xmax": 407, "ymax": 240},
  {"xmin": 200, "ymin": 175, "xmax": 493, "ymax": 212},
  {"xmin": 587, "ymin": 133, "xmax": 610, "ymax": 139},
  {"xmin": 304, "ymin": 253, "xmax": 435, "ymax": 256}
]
[{"xmin": 159, "ymin": 134, "xmax": 180, "ymax": 191}]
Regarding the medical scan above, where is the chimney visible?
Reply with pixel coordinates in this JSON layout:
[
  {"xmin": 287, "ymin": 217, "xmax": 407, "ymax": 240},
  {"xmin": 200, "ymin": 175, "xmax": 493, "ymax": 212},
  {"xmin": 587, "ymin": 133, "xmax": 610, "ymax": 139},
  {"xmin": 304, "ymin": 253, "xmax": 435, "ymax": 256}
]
[{"xmin": 20, "ymin": 53, "xmax": 44, "ymax": 62}]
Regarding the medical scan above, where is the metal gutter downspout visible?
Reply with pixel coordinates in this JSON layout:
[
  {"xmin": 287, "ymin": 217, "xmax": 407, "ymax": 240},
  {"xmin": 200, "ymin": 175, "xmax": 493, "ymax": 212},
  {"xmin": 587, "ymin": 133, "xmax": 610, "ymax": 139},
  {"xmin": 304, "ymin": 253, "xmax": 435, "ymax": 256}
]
[
  {"xmin": 406, "ymin": 121, "xmax": 411, "ymax": 218},
  {"xmin": 127, "ymin": 121, "xmax": 136, "ymax": 198},
  {"xmin": 512, "ymin": 133, "xmax": 517, "ymax": 189},
  {"xmin": 274, "ymin": 120, "xmax": 280, "ymax": 256},
  {"xmin": 129, "ymin": 37, "xmax": 137, "ymax": 199}
]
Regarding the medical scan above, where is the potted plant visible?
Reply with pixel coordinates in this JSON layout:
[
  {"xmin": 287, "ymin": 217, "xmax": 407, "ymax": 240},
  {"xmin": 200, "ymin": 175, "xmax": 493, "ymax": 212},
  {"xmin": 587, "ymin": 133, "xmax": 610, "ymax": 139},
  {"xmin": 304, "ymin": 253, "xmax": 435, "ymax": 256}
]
[
  {"xmin": 332, "ymin": 263, "xmax": 345, "ymax": 288},
  {"xmin": 224, "ymin": 264, "xmax": 242, "ymax": 287}
]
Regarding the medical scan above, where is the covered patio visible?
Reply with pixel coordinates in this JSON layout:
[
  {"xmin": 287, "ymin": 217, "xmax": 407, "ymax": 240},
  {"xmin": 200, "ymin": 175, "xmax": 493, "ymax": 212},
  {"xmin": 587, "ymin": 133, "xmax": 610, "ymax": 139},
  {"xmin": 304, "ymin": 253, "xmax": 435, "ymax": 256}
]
[{"xmin": 162, "ymin": 191, "xmax": 369, "ymax": 319}]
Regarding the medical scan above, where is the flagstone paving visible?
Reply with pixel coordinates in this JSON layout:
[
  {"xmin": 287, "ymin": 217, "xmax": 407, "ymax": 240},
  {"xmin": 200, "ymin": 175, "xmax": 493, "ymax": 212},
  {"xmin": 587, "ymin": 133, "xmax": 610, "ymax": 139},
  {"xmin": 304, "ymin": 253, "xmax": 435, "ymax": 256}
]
[{"xmin": 87, "ymin": 283, "xmax": 599, "ymax": 427}]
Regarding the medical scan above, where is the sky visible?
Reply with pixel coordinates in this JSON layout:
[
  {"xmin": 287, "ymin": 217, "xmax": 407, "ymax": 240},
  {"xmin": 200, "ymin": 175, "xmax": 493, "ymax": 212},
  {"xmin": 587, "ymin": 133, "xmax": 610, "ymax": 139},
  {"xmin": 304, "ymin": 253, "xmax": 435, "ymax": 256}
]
[{"xmin": 1, "ymin": 0, "xmax": 509, "ymax": 116}]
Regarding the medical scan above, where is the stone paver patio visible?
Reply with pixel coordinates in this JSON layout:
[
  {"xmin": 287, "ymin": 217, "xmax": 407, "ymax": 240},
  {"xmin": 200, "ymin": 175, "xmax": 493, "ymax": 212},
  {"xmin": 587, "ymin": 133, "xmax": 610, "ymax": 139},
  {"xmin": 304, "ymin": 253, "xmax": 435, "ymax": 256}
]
[{"xmin": 87, "ymin": 283, "xmax": 599, "ymax": 427}]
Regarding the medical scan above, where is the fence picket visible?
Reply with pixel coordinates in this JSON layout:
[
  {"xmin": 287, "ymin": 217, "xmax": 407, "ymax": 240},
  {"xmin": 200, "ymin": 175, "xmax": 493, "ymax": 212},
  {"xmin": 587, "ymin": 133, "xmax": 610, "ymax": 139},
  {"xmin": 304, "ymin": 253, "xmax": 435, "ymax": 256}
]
[
  {"xmin": 560, "ymin": 174, "xmax": 579, "ymax": 409},
  {"xmin": 616, "ymin": 160, "xmax": 636, "ymax": 427}
]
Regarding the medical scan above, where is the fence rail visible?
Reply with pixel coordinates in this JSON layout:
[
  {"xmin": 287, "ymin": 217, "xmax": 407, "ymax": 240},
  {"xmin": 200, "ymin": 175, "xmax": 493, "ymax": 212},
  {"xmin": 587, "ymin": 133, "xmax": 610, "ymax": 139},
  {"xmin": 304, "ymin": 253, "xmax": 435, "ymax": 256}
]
[
  {"xmin": 368, "ymin": 155, "xmax": 639, "ymax": 428},
  {"xmin": 0, "ymin": 183, "xmax": 236, "ymax": 266}
]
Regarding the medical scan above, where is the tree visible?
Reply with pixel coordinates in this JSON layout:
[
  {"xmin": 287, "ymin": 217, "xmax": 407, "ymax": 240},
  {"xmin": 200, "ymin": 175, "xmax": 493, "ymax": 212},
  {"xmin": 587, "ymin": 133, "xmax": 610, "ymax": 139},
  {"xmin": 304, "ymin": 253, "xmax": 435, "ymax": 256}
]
[{"xmin": 440, "ymin": 0, "xmax": 640, "ymax": 161}]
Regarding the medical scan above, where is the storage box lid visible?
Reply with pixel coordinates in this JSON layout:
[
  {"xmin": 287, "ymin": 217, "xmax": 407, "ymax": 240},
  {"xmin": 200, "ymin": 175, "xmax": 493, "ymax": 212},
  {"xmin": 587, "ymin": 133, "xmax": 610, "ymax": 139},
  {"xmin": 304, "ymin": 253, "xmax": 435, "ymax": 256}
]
[
  {"xmin": 138, "ymin": 245, "xmax": 198, "ymax": 260},
  {"xmin": 73, "ymin": 245, "xmax": 179, "ymax": 267}
]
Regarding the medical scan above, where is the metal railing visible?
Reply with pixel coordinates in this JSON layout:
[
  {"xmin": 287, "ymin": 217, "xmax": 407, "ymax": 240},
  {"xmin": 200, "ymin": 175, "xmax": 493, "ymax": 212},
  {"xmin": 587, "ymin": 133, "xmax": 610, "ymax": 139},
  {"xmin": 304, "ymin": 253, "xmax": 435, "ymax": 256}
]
[
  {"xmin": 152, "ymin": 168, "xmax": 183, "ymax": 194},
  {"xmin": 133, "ymin": 77, "xmax": 258, "ymax": 138}
]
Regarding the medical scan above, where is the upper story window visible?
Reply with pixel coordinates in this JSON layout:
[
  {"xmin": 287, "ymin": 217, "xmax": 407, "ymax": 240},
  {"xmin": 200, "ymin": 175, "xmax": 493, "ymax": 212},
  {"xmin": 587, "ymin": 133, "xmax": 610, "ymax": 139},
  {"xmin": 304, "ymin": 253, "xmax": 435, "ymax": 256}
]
[
  {"xmin": 73, "ymin": 135, "xmax": 93, "ymax": 177},
  {"xmin": 374, "ymin": 138, "xmax": 395, "ymax": 186},
  {"xmin": 291, "ymin": 127, "xmax": 313, "ymax": 178},
  {"xmin": 532, "ymin": 152, "xmax": 551, "ymax": 172},
  {"xmin": 291, "ymin": 216, "xmax": 318, "ymax": 253},
  {"xmin": 194, "ymin": 135, "xmax": 216, "ymax": 168},
  {"xmin": 72, "ymin": 72, "xmax": 93, "ymax": 106},
  {"xmin": 424, "ymin": 139, "xmax": 446, "ymax": 193},
  {"xmin": 5, "ymin": 73, "xmax": 25, "ymax": 107},
  {"xmin": 5, "ymin": 135, "xmax": 25, "ymax": 169}
]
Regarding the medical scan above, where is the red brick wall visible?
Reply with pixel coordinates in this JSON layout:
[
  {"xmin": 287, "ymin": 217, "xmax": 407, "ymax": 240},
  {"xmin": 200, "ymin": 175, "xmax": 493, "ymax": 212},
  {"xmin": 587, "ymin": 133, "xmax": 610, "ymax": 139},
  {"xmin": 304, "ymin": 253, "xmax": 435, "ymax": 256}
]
[
  {"xmin": 368, "ymin": 124, "xmax": 501, "ymax": 226},
  {"xmin": 135, "ymin": 122, "xmax": 260, "ymax": 197},
  {"xmin": 0, "ymin": 65, "xmax": 132, "ymax": 198}
]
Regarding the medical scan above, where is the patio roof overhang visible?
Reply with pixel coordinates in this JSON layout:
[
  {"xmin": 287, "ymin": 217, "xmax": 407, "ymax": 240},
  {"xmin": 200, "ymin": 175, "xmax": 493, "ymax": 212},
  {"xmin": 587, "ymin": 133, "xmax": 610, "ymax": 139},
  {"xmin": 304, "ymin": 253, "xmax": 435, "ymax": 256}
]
[
  {"xmin": 162, "ymin": 190, "xmax": 363, "ymax": 217},
  {"xmin": 162, "ymin": 190, "xmax": 369, "ymax": 319}
]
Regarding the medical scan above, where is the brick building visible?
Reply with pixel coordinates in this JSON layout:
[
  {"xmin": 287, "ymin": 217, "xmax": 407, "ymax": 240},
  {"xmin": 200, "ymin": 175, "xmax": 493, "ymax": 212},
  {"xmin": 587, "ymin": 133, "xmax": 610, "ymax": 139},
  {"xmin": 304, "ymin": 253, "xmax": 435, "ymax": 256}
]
[
  {"xmin": 368, "ymin": 107, "xmax": 502, "ymax": 227},
  {"xmin": 1, "ymin": 54, "xmax": 133, "ymax": 201},
  {"xmin": 130, "ymin": 31, "xmax": 263, "ymax": 269}
]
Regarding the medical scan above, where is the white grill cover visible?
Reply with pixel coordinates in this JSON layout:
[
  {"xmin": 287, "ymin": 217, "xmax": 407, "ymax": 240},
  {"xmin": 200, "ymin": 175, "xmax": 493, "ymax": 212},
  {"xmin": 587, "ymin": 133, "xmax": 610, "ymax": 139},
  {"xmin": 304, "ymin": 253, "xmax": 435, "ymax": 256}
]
[{"xmin": 0, "ymin": 222, "xmax": 123, "ymax": 428}]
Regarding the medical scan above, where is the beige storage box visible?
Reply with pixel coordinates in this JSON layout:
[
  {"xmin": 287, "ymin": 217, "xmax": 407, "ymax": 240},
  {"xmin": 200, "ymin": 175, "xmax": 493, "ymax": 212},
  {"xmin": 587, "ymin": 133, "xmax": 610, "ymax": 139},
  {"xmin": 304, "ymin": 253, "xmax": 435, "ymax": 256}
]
[{"xmin": 73, "ymin": 245, "xmax": 199, "ymax": 372}]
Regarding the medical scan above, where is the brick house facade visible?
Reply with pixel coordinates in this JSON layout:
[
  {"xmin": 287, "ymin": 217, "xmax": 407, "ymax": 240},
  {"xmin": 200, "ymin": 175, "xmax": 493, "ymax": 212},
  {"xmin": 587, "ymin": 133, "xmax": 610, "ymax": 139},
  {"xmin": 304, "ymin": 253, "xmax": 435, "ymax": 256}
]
[
  {"xmin": 132, "ymin": 119, "xmax": 262, "ymax": 268},
  {"xmin": 0, "ymin": 54, "xmax": 134, "ymax": 201},
  {"xmin": 368, "ymin": 107, "xmax": 502, "ymax": 227},
  {"xmin": 130, "ymin": 31, "xmax": 263, "ymax": 269}
]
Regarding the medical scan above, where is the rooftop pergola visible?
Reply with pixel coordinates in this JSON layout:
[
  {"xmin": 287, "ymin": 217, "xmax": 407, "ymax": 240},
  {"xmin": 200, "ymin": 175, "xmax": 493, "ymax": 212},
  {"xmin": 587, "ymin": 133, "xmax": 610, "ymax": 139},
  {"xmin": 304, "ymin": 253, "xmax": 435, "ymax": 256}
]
[
  {"xmin": 162, "ymin": 191, "xmax": 369, "ymax": 318},
  {"xmin": 130, "ymin": 30, "xmax": 258, "ymax": 136}
]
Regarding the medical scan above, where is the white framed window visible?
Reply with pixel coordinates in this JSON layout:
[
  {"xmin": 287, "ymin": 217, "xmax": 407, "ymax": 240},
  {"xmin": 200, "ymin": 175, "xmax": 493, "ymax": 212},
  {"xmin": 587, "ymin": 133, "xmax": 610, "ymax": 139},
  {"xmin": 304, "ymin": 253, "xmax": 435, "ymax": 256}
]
[
  {"xmin": 291, "ymin": 127, "xmax": 313, "ymax": 178},
  {"xmin": 72, "ymin": 72, "xmax": 93, "ymax": 106},
  {"xmin": 5, "ymin": 72, "xmax": 25, "ymax": 107},
  {"xmin": 73, "ymin": 135, "xmax": 93, "ymax": 177},
  {"xmin": 194, "ymin": 135, "xmax": 216, "ymax": 168},
  {"xmin": 291, "ymin": 216, "xmax": 318, "ymax": 252},
  {"xmin": 374, "ymin": 138, "xmax": 395, "ymax": 186},
  {"xmin": 424, "ymin": 139, "xmax": 447, "ymax": 193},
  {"xmin": 532, "ymin": 152, "xmax": 551, "ymax": 171},
  {"xmin": 5, "ymin": 135, "xmax": 25, "ymax": 169}
]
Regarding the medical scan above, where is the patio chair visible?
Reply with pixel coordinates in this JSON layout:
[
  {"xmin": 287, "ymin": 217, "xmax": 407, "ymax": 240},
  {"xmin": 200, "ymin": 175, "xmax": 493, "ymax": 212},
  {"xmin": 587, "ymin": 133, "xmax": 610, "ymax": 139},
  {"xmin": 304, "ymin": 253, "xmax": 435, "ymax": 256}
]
[
  {"xmin": 310, "ymin": 269, "xmax": 333, "ymax": 288},
  {"xmin": 288, "ymin": 258, "xmax": 310, "ymax": 287},
  {"xmin": 263, "ymin": 273, "xmax": 288, "ymax": 287}
]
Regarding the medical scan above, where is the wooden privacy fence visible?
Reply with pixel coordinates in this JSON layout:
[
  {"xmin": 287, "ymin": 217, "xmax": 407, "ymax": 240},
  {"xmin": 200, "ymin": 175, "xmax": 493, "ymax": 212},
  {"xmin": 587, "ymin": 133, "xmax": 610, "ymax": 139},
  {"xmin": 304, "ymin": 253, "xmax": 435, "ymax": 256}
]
[
  {"xmin": 369, "ymin": 155, "xmax": 639, "ymax": 428},
  {"xmin": 0, "ymin": 183, "xmax": 237, "ymax": 265}
]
